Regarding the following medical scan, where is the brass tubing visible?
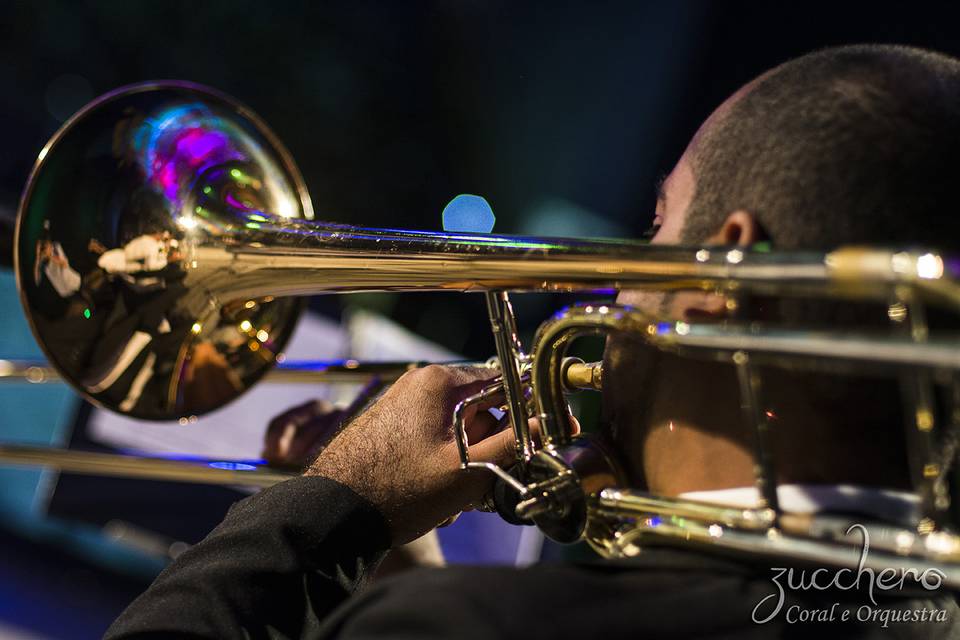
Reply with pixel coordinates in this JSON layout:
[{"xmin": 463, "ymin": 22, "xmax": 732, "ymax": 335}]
[
  {"xmin": 596, "ymin": 488, "xmax": 776, "ymax": 530},
  {"xmin": 0, "ymin": 444, "xmax": 291, "ymax": 488},
  {"xmin": 561, "ymin": 358, "xmax": 602, "ymax": 392},
  {"xmin": 191, "ymin": 242, "xmax": 957, "ymax": 305},
  {"xmin": 531, "ymin": 306, "xmax": 648, "ymax": 447},
  {"xmin": 0, "ymin": 359, "xmax": 419, "ymax": 385},
  {"xmin": 0, "ymin": 358, "xmax": 603, "ymax": 389}
]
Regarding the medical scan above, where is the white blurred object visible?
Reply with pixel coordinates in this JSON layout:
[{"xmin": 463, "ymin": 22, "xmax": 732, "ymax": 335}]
[
  {"xmin": 347, "ymin": 308, "xmax": 459, "ymax": 362},
  {"xmin": 42, "ymin": 243, "xmax": 81, "ymax": 297},
  {"xmin": 98, "ymin": 234, "xmax": 169, "ymax": 274}
]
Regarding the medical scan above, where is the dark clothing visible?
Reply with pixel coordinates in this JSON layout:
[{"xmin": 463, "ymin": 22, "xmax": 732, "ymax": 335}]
[
  {"xmin": 106, "ymin": 477, "xmax": 388, "ymax": 639},
  {"xmin": 106, "ymin": 477, "xmax": 960, "ymax": 639}
]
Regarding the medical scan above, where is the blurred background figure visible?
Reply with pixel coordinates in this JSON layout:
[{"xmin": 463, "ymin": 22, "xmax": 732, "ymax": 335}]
[
  {"xmin": 33, "ymin": 221, "xmax": 81, "ymax": 299},
  {"xmin": 4, "ymin": 2, "xmax": 960, "ymax": 637}
]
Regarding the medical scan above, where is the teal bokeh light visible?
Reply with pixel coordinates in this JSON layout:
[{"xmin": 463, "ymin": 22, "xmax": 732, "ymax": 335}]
[{"xmin": 442, "ymin": 194, "xmax": 495, "ymax": 233}]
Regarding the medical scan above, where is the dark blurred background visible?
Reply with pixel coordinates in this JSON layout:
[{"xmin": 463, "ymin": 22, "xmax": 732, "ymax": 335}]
[
  {"xmin": 5, "ymin": 0, "xmax": 960, "ymax": 356},
  {"xmin": 3, "ymin": 1, "xmax": 960, "ymax": 637}
]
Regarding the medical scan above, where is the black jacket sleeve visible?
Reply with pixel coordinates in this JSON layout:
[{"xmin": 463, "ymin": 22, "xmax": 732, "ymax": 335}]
[{"xmin": 104, "ymin": 476, "xmax": 390, "ymax": 640}]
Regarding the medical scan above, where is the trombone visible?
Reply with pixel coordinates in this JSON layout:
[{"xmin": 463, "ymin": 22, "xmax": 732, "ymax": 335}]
[
  {"xmin": 9, "ymin": 81, "xmax": 960, "ymax": 585},
  {"xmin": 0, "ymin": 357, "xmax": 443, "ymax": 385}
]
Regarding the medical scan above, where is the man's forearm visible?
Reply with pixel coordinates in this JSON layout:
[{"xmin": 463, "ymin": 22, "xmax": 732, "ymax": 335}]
[{"xmin": 106, "ymin": 476, "xmax": 389, "ymax": 639}]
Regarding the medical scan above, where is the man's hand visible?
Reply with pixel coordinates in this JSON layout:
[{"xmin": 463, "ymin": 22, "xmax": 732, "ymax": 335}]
[
  {"xmin": 262, "ymin": 399, "xmax": 346, "ymax": 466},
  {"xmin": 305, "ymin": 365, "xmax": 515, "ymax": 545}
]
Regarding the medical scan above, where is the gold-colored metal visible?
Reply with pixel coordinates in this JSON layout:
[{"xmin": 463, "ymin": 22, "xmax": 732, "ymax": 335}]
[
  {"xmin": 0, "ymin": 359, "xmax": 415, "ymax": 386},
  {"xmin": 0, "ymin": 443, "xmax": 289, "ymax": 487},
  {"xmin": 0, "ymin": 357, "xmax": 602, "ymax": 390},
  {"xmin": 595, "ymin": 489, "xmax": 776, "ymax": 531},
  {"xmin": 560, "ymin": 357, "xmax": 602, "ymax": 392},
  {"xmin": 10, "ymin": 80, "xmax": 960, "ymax": 587}
]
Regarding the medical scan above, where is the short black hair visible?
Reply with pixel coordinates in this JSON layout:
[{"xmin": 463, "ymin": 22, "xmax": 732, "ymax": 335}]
[{"xmin": 682, "ymin": 45, "xmax": 960, "ymax": 250}]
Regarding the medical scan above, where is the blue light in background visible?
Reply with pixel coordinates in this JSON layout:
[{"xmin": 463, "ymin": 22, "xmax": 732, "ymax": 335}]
[
  {"xmin": 208, "ymin": 461, "xmax": 258, "ymax": 471},
  {"xmin": 441, "ymin": 194, "xmax": 496, "ymax": 233}
]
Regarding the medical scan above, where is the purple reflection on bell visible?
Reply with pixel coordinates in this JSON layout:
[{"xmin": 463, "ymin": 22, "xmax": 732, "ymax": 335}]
[
  {"xmin": 176, "ymin": 128, "xmax": 228, "ymax": 164},
  {"xmin": 132, "ymin": 103, "xmax": 245, "ymax": 204}
]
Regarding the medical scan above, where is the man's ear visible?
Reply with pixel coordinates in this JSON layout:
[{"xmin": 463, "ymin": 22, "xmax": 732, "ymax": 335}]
[
  {"xmin": 676, "ymin": 211, "xmax": 764, "ymax": 321},
  {"xmin": 705, "ymin": 210, "xmax": 764, "ymax": 246}
]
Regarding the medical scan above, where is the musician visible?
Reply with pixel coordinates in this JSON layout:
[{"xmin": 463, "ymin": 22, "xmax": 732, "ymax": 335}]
[{"xmin": 106, "ymin": 45, "xmax": 960, "ymax": 638}]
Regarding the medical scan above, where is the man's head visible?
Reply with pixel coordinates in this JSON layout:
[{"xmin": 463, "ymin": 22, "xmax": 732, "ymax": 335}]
[{"xmin": 606, "ymin": 45, "xmax": 960, "ymax": 496}]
